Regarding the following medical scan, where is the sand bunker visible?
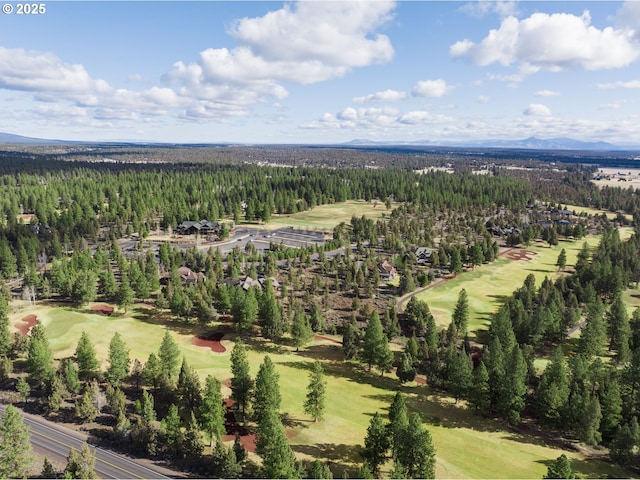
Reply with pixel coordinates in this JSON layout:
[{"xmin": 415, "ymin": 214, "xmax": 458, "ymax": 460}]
[
  {"xmin": 505, "ymin": 249, "xmax": 538, "ymax": 261},
  {"xmin": 17, "ymin": 315, "xmax": 37, "ymax": 335},
  {"xmin": 192, "ymin": 332, "xmax": 226, "ymax": 353},
  {"xmin": 91, "ymin": 304, "xmax": 114, "ymax": 315}
]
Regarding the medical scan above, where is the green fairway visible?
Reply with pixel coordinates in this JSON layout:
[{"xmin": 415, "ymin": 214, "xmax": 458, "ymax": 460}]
[
  {"xmin": 263, "ymin": 200, "xmax": 397, "ymax": 230},
  {"xmin": 416, "ymin": 234, "xmax": 620, "ymax": 336},
  {"xmin": 9, "ymin": 301, "xmax": 633, "ymax": 478}
]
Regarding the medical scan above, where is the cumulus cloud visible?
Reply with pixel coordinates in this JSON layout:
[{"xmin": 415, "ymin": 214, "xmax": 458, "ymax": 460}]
[
  {"xmin": 353, "ymin": 89, "xmax": 406, "ymax": 104},
  {"xmin": 450, "ymin": 10, "xmax": 639, "ymax": 76},
  {"xmin": 0, "ymin": 1, "xmax": 397, "ymax": 125},
  {"xmin": 412, "ymin": 79, "xmax": 454, "ymax": 98},
  {"xmin": 524, "ymin": 103, "xmax": 552, "ymax": 116},
  {"xmin": 535, "ymin": 89, "xmax": 560, "ymax": 97},
  {"xmin": 307, "ymin": 106, "xmax": 452, "ymax": 130},
  {"xmin": 477, "ymin": 95, "xmax": 490, "ymax": 103}
]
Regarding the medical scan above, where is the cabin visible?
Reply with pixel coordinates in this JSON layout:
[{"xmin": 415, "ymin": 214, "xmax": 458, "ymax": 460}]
[
  {"xmin": 413, "ymin": 247, "xmax": 433, "ymax": 265},
  {"xmin": 378, "ymin": 260, "xmax": 397, "ymax": 281}
]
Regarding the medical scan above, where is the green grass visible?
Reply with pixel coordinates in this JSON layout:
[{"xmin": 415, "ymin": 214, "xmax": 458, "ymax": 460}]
[
  {"xmin": 263, "ymin": 200, "xmax": 397, "ymax": 230},
  {"xmin": 415, "ymin": 233, "xmax": 627, "ymax": 337},
  {"xmin": 9, "ymin": 300, "xmax": 633, "ymax": 478}
]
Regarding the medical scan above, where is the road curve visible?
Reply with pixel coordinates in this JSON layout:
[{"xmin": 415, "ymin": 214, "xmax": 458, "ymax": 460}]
[{"xmin": 0, "ymin": 405, "xmax": 173, "ymax": 479}]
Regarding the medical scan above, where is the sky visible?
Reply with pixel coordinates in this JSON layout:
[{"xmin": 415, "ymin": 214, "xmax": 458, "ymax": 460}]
[{"xmin": 1, "ymin": 0, "xmax": 640, "ymax": 145}]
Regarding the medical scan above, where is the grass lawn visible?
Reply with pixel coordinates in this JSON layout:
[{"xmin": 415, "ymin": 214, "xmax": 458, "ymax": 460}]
[
  {"xmin": 9, "ymin": 300, "xmax": 633, "ymax": 478},
  {"xmin": 261, "ymin": 200, "xmax": 397, "ymax": 231},
  {"xmin": 416, "ymin": 231, "xmax": 632, "ymax": 338}
]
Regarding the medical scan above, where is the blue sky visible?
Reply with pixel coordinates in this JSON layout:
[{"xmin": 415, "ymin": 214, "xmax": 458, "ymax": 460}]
[{"xmin": 1, "ymin": 1, "xmax": 640, "ymax": 144}]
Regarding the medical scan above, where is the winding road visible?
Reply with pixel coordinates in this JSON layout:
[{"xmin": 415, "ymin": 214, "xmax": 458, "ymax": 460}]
[{"xmin": 1, "ymin": 405, "xmax": 176, "ymax": 479}]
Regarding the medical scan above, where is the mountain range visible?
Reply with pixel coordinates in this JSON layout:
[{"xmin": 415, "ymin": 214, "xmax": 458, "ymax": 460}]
[{"xmin": 1, "ymin": 132, "xmax": 638, "ymax": 151}]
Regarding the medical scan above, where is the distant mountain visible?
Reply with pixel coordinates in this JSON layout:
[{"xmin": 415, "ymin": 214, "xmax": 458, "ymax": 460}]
[
  {"xmin": 0, "ymin": 132, "xmax": 71, "ymax": 144},
  {"xmin": 343, "ymin": 136, "xmax": 638, "ymax": 151}
]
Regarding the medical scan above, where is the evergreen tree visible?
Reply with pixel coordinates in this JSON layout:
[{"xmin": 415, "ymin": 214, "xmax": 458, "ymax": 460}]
[
  {"xmin": 291, "ymin": 309, "xmax": 314, "ymax": 351},
  {"xmin": 452, "ymin": 288, "xmax": 469, "ymax": 337},
  {"xmin": 535, "ymin": 347, "xmax": 570, "ymax": 427},
  {"xmin": 576, "ymin": 394, "xmax": 602, "ymax": 446},
  {"xmin": 388, "ymin": 392, "xmax": 409, "ymax": 461},
  {"xmin": 26, "ymin": 321, "xmax": 54, "ymax": 388},
  {"xmin": 447, "ymin": 348, "xmax": 473, "ymax": 402},
  {"xmin": 556, "ymin": 248, "xmax": 567, "ymax": 272},
  {"xmin": 64, "ymin": 443, "xmax": 97, "ymax": 479},
  {"xmin": 41, "ymin": 457, "xmax": 57, "ymax": 479},
  {"xmin": 342, "ymin": 317, "xmax": 360, "ymax": 360},
  {"xmin": 0, "ymin": 405, "xmax": 33, "ymax": 479},
  {"xmin": 256, "ymin": 409, "xmax": 299, "ymax": 479},
  {"xmin": 361, "ymin": 412, "xmax": 390, "ymax": 476},
  {"xmin": 469, "ymin": 361, "xmax": 491, "ymax": 414},
  {"xmin": 543, "ymin": 454, "xmax": 575, "ymax": 479},
  {"xmin": 396, "ymin": 352, "xmax": 417, "ymax": 384},
  {"xmin": 199, "ymin": 375, "xmax": 226, "ymax": 447},
  {"xmin": 578, "ymin": 298, "xmax": 607, "ymax": 358},
  {"xmin": 607, "ymin": 292, "xmax": 631, "ymax": 364},
  {"xmin": 450, "ymin": 246, "xmax": 463, "ymax": 276},
  {"xmin": 177, "ymin": 359, "xmax": 202, "ymax": 421},
  {"xmin": 106, "ymin": 331, "xmax": 130, "ymax": 386},
  {"xmin": 0, "ymin": 295, "xmax": 12, "ymax": 357},
  {"xmin": 158, "ymin": 330, "xmax": 181, "ymax": 383},
  {"xmin": 117, "ymin": 272, "xmax": 134, "ymax": 313},
  {"xmin": 304, "ymin": 361, "xmax": 326, "ymax": 422},
  {"xmin": 260, "ymin": 279, "xmax": 285, "ymax": 341},
  {"xmin": 75, "ymin": 331, "xmax": 99, "ymax": 381},
  {"xmin": 309, "ymin": 459, "xmax": 333, "ymax": 479},
  {"xmin": 253, "ymin": 356, "xmax": 281, "ymax": 424},
  {"xmin": 394, "ymin": 412, "xmax": 436, "ymax": 479},
  {"xmin": 160, "ymin": 404, "xmax": 183, "ymax": 455},
  {"xmin": 230, "ymin": 338, "xmax": 253, "ymax": 420},
  {"xmin": 362, "ymin": 311, "xmax": 393, "ymax": 374}
]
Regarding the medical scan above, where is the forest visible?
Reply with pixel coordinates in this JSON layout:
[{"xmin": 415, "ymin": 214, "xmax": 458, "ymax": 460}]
[{"xmin": 0, "ymin": 144, "xmax": 638, "ymax": 478}]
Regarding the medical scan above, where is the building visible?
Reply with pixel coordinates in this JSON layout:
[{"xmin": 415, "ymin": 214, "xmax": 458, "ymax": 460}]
[{"xmin": 176, "ymin": 219, "xmax": 220, "ymax": 236}]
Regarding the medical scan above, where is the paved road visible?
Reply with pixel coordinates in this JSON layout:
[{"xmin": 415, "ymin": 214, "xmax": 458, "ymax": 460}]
[{"xmin": 1, "ymin": 405, "xmax": 173, "ymax": 479}]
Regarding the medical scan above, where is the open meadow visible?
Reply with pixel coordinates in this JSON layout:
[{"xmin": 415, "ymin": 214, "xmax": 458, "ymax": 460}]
[
  {"xmin": 261, "ymin": 199, "xmax": 397, "ymax": 230},
  {"xmin": 8, "ymin": 299, "xmax": 633, "ymax": 478}
]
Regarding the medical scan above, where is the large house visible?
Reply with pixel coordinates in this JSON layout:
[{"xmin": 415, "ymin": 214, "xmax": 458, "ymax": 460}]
[
  {"xmin": 413, "ymin": 247, "xmax": 434, "ymax": 265},
  {"xmin": 176, "ymin": 219, "xmax": 220, "ymax": 236},
  {"xmin": 378, "ymin": 260, "xmax": 398, "ymax": 281}
]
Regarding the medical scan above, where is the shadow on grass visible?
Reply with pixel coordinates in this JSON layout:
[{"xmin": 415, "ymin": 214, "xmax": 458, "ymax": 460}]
[
  {"xmin": 295, "ymin": 343, "xmax": 345, "ymax": 362},
  {"xmin": 535, "ymin": 456, "xmax": 634, "ymax": 479},
  {"xmin": 292, "ymin": 442, "xmax": 363, "ymax": 469}
]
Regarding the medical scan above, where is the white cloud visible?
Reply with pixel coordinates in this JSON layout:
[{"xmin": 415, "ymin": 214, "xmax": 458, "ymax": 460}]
[
  {"xmin": 412, "ymin": 79, "xmax": 454, "ymax": 98},
  {"xmin": 353, "ymin": 89, "xmax": 406, "ymax": 104},
  {"xmin": 231, "ymin": 1, "xmax": 394, "ymax": 69},
  {"xmin": 535, "ymin": 89, "xmax": 560, "ymax": 97},
  {"xmin": 524, "ymin": 103, "xmax": 552, "ymax": 116},
  {"xmin": 459, "ymin": 1, "xmax": 519, "ymax": 19},
  {"xmin": 477, "ymin": 95, "xmax": 490, "ymax": 103},
  {"xmin": 597, "ymin": 80, "xmax": 640, "ymax": 89},
  {"xmin": 450, "ymin": 11, "xmax": 639, "ymax": 76},
  {"xmin": 309, "ymin": 106, "xmax": 452, "ymax": 130}
]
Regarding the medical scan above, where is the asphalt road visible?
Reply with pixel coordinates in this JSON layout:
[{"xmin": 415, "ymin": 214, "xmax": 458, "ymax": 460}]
[{"xmin": 1, "ymin": 405, "xmax": 173, "ymax": 479}]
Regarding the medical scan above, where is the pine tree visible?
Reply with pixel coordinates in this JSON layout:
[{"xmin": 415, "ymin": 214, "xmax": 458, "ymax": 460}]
[
  {"xmin": 452, "ymin": 288, "xmax": 469, "ymax": 337},
  {"xmin": 160, "ymin": 404, "xmax": 183, "ymax": 455},
  {"xmin": 106, "ymin": 331, "xmax": 130, "ymax": 386},
  {"xmin": 469, "ymin": 361, "xmax": 491, "ymax": 414},
  {"xmin": 304, "ymin": 361, "xmax": 326, "ymax": 422},
  {"xmin": 75, "ymin": 331, "xmax": 99, "ymax": 380},
  {"xmin": 230, "ymin": 338, "xmax": 253, "ymax": 420},
  {"xmin": 578, "ymin": 298, "xmax": 607, "ymax": 358},
  {"xmin": 388, "ymin": 392, "xmax": 408, "ymax": 461},
  {"xmin": 447, "ymin": 348, "xmax": 473, "ymax": 402},
  {"xmin": 158, "ymin": 329, "xmax": 181, "ymax": 383},
  {"xmin": 260, "ymin": 279, "xmax": 285, "ymax": 341},
  {"xmin": 362, "ymin": 311, "xmax": 392, "ymax": 374},
  {"xmin": 291, "ymin": 309, "xmax": 314, "ymax": 351},
  {"xmin": 342, "ymin": 317, "xmax": 360, "ymax": 360},
  {"xmin": 361, "ymin": 412, "xmax": 390, "ymax": 476},
  {"xmin": 199, "ymin": 375, "xmax": 226, "ymax": 447},
  {"xmin": 606, "ymin": 292, "xmax": 631, "ymax": 364},
  {"xmin": 396, "ymin": 352, "xmax": 416, "ymax": 384},
  {"xmin": 394, "ymin": 412, "xmax": 436, "ymax": 479},
  {"xmin": 556, "ymin": 248, "xmax": 567, "ymax": 272},
  {"xmin": 535, "ymin": 347, "xmax": 570, "ymax": 427},
  {"xmin": 253, "ymin": 356, "xmax": 281, "ymax": 424},
  {"xmin": 0, "ymin": 295, "xmax": 12, "ymax": 357},
  {"xmin": 64, "ymin": 443, "xmax": 97, "ymax": 479},
  {"xmin": 117, "ymin": 272, "xmax": 134, "ymax": 313},
  {"xmin": 0, "ymin": 405, "xmax": 34, "ymax": 478},
  {"xmin": 543, "ymin": 454, "xmax": 575, "ymax": 479},
  {"xmin": 26, "ymin": 321, "xmax": 54, "ymax": 388},
  {"xmin": 256, "ymin": 409, "xmax": 299, "ymax": 479},
  {"xmin": 177, "ymin": 359, "xmax": 202, "ymax": 421}
]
